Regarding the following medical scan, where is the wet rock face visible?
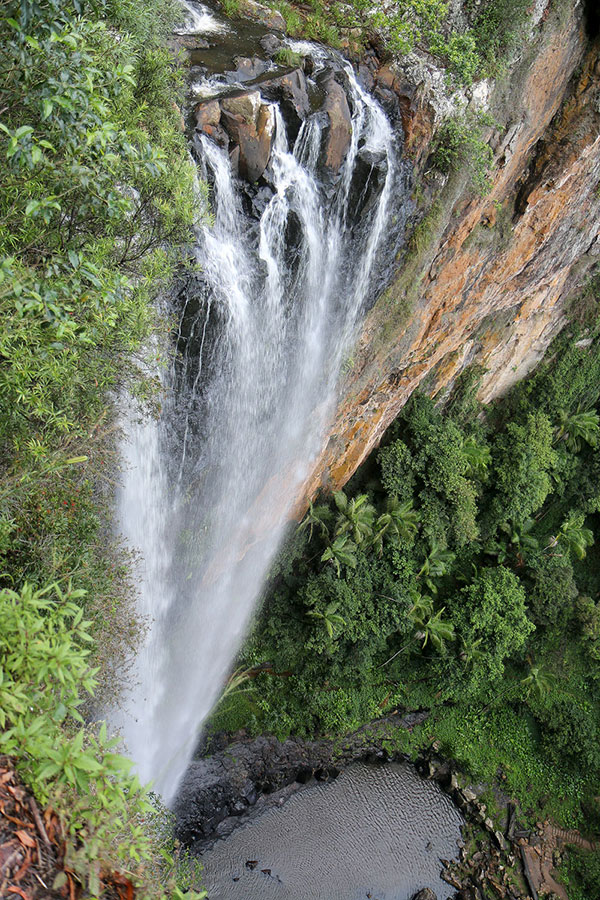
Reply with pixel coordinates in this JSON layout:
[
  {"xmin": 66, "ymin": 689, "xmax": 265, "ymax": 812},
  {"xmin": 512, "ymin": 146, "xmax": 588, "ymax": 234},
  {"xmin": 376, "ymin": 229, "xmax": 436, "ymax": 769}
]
[
  {"xmin": 259, "ymin": 33, "xmax": 281, "ymax": 57},
  {"xmin": 259, "ymin": 68, "xmax": 311, "ymax": 142},
  {"xmin": 319, "ymin": 70, "xmax": 353, "ymax": 174},
  {"xmin": 193, "ymin": 70, "xmax": 312, "ymax": 182},
  {"xmin": 196, "ymin": 90, "xmax": 276, "ymax": 182},
  {"xmin": 194, "ymin": 60, "xmax": 359, "ymax": 182},
  {"xmin": 301, "ymin": 7, "xmax": 600, "ymax": 502}
]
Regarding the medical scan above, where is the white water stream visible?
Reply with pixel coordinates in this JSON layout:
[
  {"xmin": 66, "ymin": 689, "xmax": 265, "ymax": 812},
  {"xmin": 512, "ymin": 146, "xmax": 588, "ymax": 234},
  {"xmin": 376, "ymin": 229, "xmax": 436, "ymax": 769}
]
[
  {"xmin": 174, "ymin": 0, "xmax": 228, "ymax": 35},
  {"xmin": 115, "ymin": 40, "xmax": 406, "ymax": 802}
]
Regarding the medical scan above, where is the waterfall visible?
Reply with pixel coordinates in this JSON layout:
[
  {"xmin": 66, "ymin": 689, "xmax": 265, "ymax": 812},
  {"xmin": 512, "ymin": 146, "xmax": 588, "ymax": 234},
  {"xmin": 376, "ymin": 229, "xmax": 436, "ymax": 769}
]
[
  {"xmin": 174, "ymin": 0, "xmax": 228, "ymax": 35},
  {"xmin": 114, "ymin": 47, "xmax": 408, "ymax": 802}
]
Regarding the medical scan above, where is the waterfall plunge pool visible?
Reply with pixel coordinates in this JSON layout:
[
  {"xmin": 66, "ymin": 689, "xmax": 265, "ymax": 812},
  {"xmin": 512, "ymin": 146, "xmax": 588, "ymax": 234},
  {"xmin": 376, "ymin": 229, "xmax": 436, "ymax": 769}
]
[{"xmin": 197, "ymin": 762, "xmax": 463, "ymax": 900}]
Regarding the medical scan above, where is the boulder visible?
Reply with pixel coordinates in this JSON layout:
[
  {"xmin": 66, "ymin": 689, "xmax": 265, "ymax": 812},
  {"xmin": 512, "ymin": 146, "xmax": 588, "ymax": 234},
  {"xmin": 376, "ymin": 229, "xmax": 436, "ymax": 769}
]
[
  {"xmin": 233, "ymin": 0, "xmax": 286, "ymax": 31},
  {"xmin": 257, "ymin": 68, "xmax": 310, "ymax": 140},
  {"xmin": 174, "ymin": 34, "xmax": 210, "ymax": 50},
  {"xmin": 221, "ymin": 90, "xmax": 263, "ymax": 123},
  {"xmin": 319, "ymin": 71, "xmax": 352, "ymax": 174},
  {"xmin": 220, "ymin": 92, "xmax": 275, "ymax": 182},
  {"xmin": 411, "ymin": 890, "xmax": 437, "ymax": 900},
  {"xmin": 195, "ymin": 99, "xmax": 221, "ymax": 132},
  {"xmin": 229, "ymin": 55, "xmax": 269, "ymax": 83},
  {"xmin": 259, "ymin": 33, "xmax": 282, "ymax": 57}
]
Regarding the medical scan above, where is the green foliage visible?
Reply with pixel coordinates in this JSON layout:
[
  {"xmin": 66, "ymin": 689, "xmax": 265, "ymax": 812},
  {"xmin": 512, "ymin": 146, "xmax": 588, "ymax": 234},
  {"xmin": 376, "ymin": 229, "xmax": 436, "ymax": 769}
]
[
  {"xmin": 448, "ymin": 567, "xmax": 533, "ymax": 691},
  {"xmin": 555, "ymin": 407, "xmax": 600, "ymax": 452},
  {"xmin": 0, "ymin": 0, "xmax": 198, "ymax": 660},
  {"xmin": 485, "ymin": 411, "xmax": 556, "ymax": 534},
  {"xmin": 551, "ymin": 512, "xmax": 595, "ymax": 560},
  {"xmin": 432, "ymin": 111, "xmax": 496, "ymax": 194},
  {"xmin": 466, "ymin": 0, "xmax": 532, "ymax": 76},
  {"xmin": 0, "ymin": 0, "xmax": 196, "ymax": 467},
  {"xmin": 307, "ymin": 601, "xmax": 346, "ymax": 639},
  {"xmin": 372, "ymin": 496, "xmax": 419, "ymax": 555},
  {"xmin": 221, "ymin": 0, "xmax": 241, "ymax": 17},
  {"xmin": 333, "ymin": 490, "xmax": 376, "ymax": 545},
  {"xmin": 378, "ymin": 439, "xmax": 416, "ymax": 500},
  {"xmin": 560, "ymin": 846, "xmax": 600, "ymax": 900},
  {"xmin": 432, "ymin": 705, "xmax": 589, "ymax": 828},
  {"xmin": 0, "ymin": 582, "xmax": 206, "ymax": 898},
  {"xmin": 395, "ymin": 395, "xmax": 480, "ymax": 547},
  {"xmin": 0, "ymin": 0, "xmax": 201, "ymax": 894},
  {"xmin": 274, "ymin": 46, "xmax": 304, "ymax": 67},
  {"xmin": 321, "ymin": 533, "xmax": 358, "ymax": 576},
  {"xmin": 267, "ymin": 0, "xmax": 538, "ymax": 84}
]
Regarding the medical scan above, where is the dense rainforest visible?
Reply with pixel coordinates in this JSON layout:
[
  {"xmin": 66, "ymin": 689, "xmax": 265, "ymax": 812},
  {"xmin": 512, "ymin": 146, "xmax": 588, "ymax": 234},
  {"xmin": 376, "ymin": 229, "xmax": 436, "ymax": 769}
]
[
  {"xmin": 0, "ymin": 0, "xmax": 205, "ymax": 895},
  {"xmin": 1, "ymin": 0, "xmax": 600, "ymax": 897},
  {"xmin": 210, "ymin": 306, "xmax": 600, "ymax": 897}
]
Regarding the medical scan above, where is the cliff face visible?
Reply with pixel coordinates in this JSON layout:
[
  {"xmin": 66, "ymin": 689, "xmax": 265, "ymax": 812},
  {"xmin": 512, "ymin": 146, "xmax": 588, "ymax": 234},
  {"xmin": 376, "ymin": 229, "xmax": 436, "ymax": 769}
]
[{"xmin": 305, "ymin": 1, "xmax": 600, "ymax": 496}]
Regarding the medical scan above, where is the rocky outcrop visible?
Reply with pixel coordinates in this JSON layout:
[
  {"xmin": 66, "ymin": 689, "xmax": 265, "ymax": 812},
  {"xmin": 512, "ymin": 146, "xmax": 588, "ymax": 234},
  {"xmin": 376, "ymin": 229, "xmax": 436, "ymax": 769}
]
[
  {"xmin": 319, "ymin": 70, "xmax": 353, "ymax": 174},
  {"xmin": 259, "ymin": 68, "xmax": 311, "ymax": 139},
  {"xmin": 411, "ymin": 890, "xmax": 437, "ymax": 900},
  {"xmin": 194, "ymin": 67, "xmax": 314, "ymax": 180},
  {"xmin": 303, "ymin": 3, "xmax": 600, "ymax": 498},
  {"xmin": 225, "ymin": 0, "xmax": 286, "ymax": 31},
  {"xmin": 196, "ymin": 90, "xmax": 276, "ymax": 181}
]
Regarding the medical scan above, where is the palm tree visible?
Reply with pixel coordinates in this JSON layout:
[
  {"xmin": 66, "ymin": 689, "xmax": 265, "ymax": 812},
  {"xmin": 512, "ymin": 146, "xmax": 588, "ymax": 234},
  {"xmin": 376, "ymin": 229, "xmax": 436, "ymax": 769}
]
[
  {"xmin": 415, "ymin": 607, "xmax": 455, "ymax": 652},
  {"xmin": 333, "ymin": 491, "xmax": 376, "ymax": 545},
  {"xmin": 547, "ymin": 514, "xmax": 594, "ymax": 560},
  {"xmin": 521, "ymin": 663, "xmax": 553, "ymax": 701},
  {"xmin": 408, "ymin": 591, "xmax": 434, "ymax": 627},
  {"xmin": 554, "ymin": 408, "xmax": 600, "ymax": 452},
  {"xmin": 459, "ymin": 635, "xmax": 484, "ymax": 669},
  {"xmin": 307, "ymin": 601, "xmax": 346, "ymax": 639},
  {"xmin": 372, "ymin": 497, "xmax": 420, "ymax": 555},
  {"xmin": 299, "ymin": 501, "xmax": 332, "ymax": 541},
  {"xmin": 418, "ymin": 541, "xmax": 456, "ymax": 594},
  {"xmin": 461, "ymin": 434, "xmax": 491, "ymax": 479},
  {"xmin": 380, "ymin": 593, "xmax": 453, "ymax": 668},
  {"xmin": 489, "ymin": 518, "xmax": 539, "ymax": 566},
  {"xmin": 321, "ymin": 533, "xmax": 358, "ymax": 577}
]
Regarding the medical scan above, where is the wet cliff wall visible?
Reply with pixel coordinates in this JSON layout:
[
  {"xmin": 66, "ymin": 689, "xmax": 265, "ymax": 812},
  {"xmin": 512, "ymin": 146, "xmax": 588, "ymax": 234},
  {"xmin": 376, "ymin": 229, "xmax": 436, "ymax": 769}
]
[{"xmin": 305, "ymin": 0, "xmax": 600, "ymax": 496}]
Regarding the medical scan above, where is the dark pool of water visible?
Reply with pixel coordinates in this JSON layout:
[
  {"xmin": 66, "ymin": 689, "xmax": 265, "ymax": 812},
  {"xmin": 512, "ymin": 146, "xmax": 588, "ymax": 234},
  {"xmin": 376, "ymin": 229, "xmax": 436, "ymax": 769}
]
[{"xmin": 198, "ymin": 762, "xmax": 463, "ymax": 900}]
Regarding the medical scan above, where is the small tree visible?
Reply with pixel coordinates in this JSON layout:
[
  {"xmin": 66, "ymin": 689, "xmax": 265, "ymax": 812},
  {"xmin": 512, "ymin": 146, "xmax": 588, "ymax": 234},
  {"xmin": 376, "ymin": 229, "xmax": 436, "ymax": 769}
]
[
  {"xmin": 461, "ymin": 434, "xmax": 491, "ymax": 479},
  {"xmin": 547, "ymin": 513, "xmax": 594, "ymax": 560},
  {"xmin": 521, "ymin": 663, "xmax": 554, "ymax": 701},
  {"xmin": 321, "ymin": 534, "xmax": 357, "ymax": 577},
  {"xmin": 372, "ymin": 496, "xmax": 419, "ymax": 555},
  {"xmin": 449, "ymin": 567, "xmax": 535, "ymax": 689},
  {"xmin": 333, "ymin": 491, "xmax": 376, "ymax": 545},
  {"xmin": 415, "ymin": 607, "xmax": 455, "ymax": 652},
  {"xmin": 554, "ymin": 408, "xmax": 600, "ymax": 452},
  {"xmin": 307, "ymin": 601, "xmax": 346, "ymax": 639},
  {"xmin": 299, "ymin": 500, "xmax": 332, "ymax": 541},
  {"xmin": 418, "ymin": 541, "xmax": 455, "ymax": 593}
]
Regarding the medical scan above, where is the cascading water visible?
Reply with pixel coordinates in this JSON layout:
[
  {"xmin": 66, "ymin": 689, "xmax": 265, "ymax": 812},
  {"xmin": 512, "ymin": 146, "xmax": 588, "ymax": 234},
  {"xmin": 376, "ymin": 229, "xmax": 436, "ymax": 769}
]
[
  {"xmin": 115, "ymin": 23, "xmax": 410, "ymax": 802},
  {"xmin": 174, "ymin": 0, "xmax": 228, "ymax": 35}
]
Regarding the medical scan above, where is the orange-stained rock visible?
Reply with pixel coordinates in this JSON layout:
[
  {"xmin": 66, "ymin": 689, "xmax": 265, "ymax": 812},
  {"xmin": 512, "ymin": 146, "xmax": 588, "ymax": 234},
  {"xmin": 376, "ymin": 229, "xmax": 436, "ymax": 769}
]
[{"xmin": 299, "ymin": 9, "xmax": 600, "ymax": 509}]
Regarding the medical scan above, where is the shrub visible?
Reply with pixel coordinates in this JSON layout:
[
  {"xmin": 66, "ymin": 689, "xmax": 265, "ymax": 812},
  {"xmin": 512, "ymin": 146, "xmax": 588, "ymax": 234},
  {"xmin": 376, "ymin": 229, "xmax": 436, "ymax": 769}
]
[
  {"xmin": 432, "ymin": 112, "xmax": 496, "ymax": 194},
  {"xmin": 0, "ymin": 581, "xmax": 205, "ymax": 898}
]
